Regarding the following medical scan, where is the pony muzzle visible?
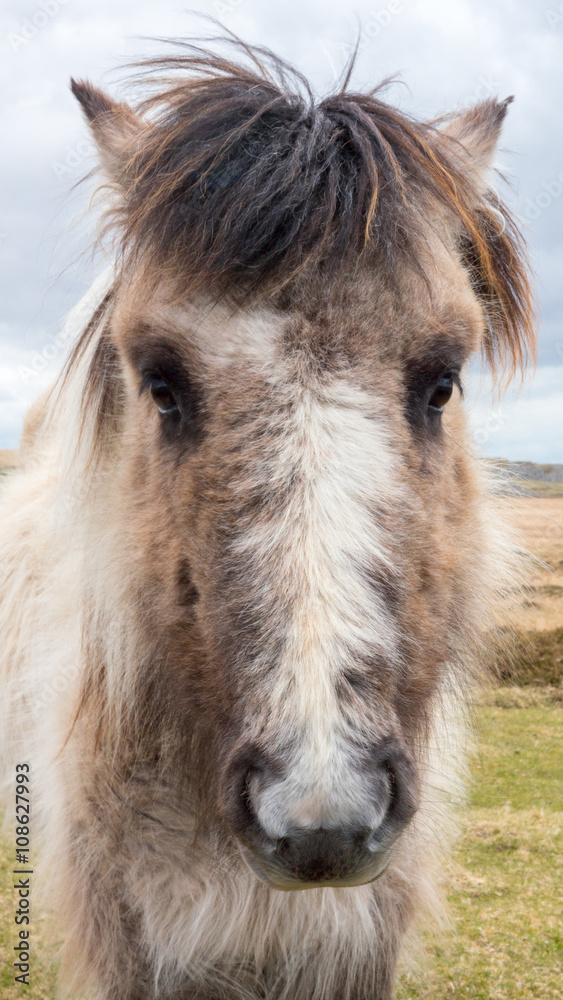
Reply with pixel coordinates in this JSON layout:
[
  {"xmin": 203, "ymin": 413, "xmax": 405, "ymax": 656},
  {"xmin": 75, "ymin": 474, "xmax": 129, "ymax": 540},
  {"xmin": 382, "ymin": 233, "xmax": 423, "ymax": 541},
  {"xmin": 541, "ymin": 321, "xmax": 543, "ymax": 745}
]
[
  {"xmin": 241, "ymin": 825, "xmax": 395, "ymax": 891},
  {"xmin": 220, "ymin": 742, "xmax": 419, "ymax": 890}
]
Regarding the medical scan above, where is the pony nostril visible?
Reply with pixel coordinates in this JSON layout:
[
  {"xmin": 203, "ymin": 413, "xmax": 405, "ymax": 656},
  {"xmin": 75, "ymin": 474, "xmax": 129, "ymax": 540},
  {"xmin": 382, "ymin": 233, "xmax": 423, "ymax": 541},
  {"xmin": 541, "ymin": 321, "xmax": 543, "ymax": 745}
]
[
  {"xmin": 220, "ymin": 748, "xmax": 278, "ymax": 851},
  {"xmin": 240, "ymin": 762, "xmax": 271, "ymax": 831},
  {"xmin": 370, "ymin": 746, "xmax": 419, "ymax": 834}
]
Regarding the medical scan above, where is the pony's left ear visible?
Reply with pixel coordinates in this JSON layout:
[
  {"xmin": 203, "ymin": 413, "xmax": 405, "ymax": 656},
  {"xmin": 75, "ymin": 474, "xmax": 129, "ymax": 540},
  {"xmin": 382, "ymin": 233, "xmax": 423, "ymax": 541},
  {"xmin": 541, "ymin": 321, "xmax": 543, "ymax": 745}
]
[
  {"xmin": 441, "ymin": 96, "xmax": 535, "ymax": 380},
  {"xmin": 70, "ymin": 79, "xmax": 143, "ymax": 187},
  {"xmin": 441, "ymin": 97, "xmax": 513, "ymax": 188}
]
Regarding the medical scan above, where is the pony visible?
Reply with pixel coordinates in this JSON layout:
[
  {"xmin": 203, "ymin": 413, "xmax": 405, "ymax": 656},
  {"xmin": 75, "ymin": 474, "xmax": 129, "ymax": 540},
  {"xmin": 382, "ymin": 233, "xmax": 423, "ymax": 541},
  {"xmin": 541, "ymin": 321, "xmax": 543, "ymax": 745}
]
[{"xmin": 0, "ymin": 38, "xmax": 534, "ymax": 1000}]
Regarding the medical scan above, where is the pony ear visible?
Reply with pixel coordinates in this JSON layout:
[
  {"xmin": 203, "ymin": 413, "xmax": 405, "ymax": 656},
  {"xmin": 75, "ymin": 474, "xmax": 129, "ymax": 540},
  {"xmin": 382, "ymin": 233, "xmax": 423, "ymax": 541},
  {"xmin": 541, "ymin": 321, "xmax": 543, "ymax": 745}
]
[
  {"xmin": 440, "ymin": 96, "xmax": 535, "ymax": 381},
  {"xmin": 70, "ymin": 79, "xmax": 142, "ymax": 186},
  {"xmin": 441, "ymin": 97, "xmax": 513, "ymax": 187}
]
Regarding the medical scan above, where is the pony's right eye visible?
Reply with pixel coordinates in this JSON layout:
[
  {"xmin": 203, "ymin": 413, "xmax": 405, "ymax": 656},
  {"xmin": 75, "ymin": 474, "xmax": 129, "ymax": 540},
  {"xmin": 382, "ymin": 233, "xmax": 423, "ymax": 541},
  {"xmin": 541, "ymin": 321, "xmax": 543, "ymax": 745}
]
[
  {"xmin": 142, "ymin": 374, "xmax": 180, "ymax": 416},
  {"xmin": 136, "ymin": 354, "xmax": 204, "ymax": 447},
  {"xmin": 428, "ymin": 375, "xmax": 454, "ymax": 413}
]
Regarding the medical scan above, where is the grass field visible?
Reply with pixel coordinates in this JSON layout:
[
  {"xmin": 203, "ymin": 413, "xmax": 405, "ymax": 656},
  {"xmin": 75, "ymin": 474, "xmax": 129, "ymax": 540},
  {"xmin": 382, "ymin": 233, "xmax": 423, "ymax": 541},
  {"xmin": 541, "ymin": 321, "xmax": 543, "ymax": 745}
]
[
  {"xmin": 396, "ymin": 697, "xmax": 563, "ymax": 1000},
  {"xmin": 397, "ymin": 495, "xmax": 563, "ymax": 999},
  {"xmin": 0, "ymin": 494, "xmax": 562, "ymax": 998}
]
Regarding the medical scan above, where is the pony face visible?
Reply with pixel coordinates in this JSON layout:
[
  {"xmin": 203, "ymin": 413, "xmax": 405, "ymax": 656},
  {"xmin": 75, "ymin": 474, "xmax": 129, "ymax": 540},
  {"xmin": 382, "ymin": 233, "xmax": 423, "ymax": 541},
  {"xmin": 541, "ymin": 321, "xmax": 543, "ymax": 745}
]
[
  {"xmin": 103, "ymin": 247, "xmax": 482, "ymax": 889},
  {"xmin": 70, "ymin": 49, "xmax": 533, "ymax": 891}
]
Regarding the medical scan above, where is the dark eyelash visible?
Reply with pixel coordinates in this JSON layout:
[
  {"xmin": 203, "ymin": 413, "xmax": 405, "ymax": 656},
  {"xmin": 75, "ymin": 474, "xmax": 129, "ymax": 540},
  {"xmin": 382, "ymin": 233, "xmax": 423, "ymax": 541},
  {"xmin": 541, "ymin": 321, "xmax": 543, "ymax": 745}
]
[
  {"xmin": 139, "ymin": 371, "xmax": 153, "ymax": 396},
  {"xmin": 139, "ymin": 370, "xmax": 178, "ymax": 396}
]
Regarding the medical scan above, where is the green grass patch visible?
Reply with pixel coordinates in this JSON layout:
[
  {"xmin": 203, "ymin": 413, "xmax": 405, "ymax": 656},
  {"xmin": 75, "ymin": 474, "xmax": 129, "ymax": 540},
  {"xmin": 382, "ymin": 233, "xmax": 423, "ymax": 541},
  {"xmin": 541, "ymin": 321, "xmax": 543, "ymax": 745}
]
[
  {"xmin": 398, "ymin": 808, "xmax": 562, "ymax": 1000},
  {"xmin": 471, "ymin": 704, "xmax": 563, "ymax": 811},
  {"xmin": 0, "ymin": 838, "xmax": 58, "ymax": 1000},
  {"xmin": 397, "ymin": 698, "xmax": 563, "ymax": 1000}
]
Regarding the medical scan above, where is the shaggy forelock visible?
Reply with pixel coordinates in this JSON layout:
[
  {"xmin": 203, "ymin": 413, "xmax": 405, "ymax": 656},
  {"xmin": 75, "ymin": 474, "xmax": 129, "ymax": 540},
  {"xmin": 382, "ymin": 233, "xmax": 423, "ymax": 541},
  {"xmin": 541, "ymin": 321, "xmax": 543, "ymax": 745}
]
[{"xmin": 71, "ymin": 37, "xmax": 534, "ymax": 379}]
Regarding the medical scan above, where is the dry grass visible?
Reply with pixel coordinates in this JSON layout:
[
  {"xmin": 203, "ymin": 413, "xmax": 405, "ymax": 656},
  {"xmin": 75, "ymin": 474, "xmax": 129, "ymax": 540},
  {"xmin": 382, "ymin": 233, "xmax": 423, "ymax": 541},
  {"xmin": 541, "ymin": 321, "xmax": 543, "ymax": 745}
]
[
  {"xmin": 504, "ymin": 497, "xmax": 563, "ymax": 589},
  {"xmin": 0, "ymin": 450, "xmax": 17, "ymax": 469},
  {"xmin": 480, "ymin": 684, "xmax": 563, "ymax": 708},
  {"xmin": 515, "ymin": 480, "xmax": 563, "ymax": 497},
  {"xmin": 0, "ymin": 450, "xmax": 17, "ymax": 480},
  {"xmin": 495, "ymin": 496, "xmax": 563, "ymax": 688}
]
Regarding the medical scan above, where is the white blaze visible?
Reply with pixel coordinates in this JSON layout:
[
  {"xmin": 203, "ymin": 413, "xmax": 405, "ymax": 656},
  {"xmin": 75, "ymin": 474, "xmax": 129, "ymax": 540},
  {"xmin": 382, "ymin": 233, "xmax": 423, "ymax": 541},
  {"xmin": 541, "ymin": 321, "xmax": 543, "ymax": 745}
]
[{"xmin": 234, "ymin": 377, "xmax": 401, "ymax": 836}]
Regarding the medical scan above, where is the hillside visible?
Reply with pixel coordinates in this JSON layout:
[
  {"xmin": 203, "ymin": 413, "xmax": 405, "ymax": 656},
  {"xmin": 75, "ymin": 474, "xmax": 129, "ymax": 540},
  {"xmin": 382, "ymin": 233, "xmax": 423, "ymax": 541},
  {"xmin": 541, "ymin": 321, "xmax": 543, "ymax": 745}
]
[{"xmin": 498, "ymin": 460, "xmax": 563, "ymax": 483}]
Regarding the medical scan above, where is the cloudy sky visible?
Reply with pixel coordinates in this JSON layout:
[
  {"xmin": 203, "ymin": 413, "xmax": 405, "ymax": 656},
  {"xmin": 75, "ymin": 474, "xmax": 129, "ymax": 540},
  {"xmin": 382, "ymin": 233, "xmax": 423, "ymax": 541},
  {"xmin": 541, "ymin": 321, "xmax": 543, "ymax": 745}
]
[{"xmin": 1, "ymin": 0, "xmax": 562, "ymax": 460}]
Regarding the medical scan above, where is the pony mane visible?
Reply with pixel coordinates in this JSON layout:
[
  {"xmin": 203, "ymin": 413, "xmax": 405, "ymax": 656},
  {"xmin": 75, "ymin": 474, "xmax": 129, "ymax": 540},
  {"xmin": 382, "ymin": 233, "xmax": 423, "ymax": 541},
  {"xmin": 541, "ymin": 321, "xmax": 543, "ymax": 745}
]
[{"xmin": 70, "ymin": 38, "xmax": 534, "ymax": 390}]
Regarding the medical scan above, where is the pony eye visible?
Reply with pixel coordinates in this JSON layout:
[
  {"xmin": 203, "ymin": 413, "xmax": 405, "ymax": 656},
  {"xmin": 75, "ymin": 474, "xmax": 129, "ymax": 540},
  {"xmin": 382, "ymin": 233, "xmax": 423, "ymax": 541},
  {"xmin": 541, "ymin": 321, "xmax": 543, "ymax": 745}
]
[
  {"xmin": 428, "ymin": 375, "xmax": 455, "ymax": 413},
  {"xmin": 137, "ymin": 360, "xmax": 203, "ymax": 447},
  {"xmin": 146, "ymin": 375, "xmax": 179, "ymax": 416}
]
